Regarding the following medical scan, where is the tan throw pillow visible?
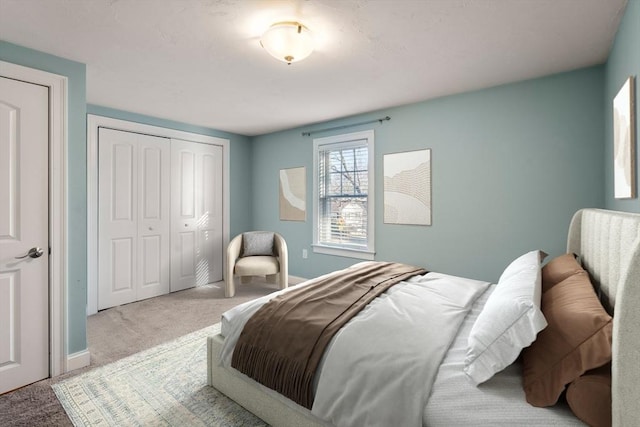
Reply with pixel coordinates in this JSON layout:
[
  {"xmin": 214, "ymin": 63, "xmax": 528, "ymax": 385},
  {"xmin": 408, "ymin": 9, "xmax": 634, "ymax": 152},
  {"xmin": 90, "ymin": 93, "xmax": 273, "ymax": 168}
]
[
  {"xmin": 541, "ymin": 253, "xmax": 584, "ymax": 293},
  {"xmin": 522, "ymin": 273, "xmax": 612, "ymax": 407},
  {"xmin": 566, "ymin": 364, "xmax": 612, "ymax": 427}
]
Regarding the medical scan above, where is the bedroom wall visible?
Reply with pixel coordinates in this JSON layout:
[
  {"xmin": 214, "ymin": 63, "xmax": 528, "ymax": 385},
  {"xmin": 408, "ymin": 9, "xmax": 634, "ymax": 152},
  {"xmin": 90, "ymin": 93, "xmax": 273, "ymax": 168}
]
[
  {"xmin": 604, "ymin": 0, "xmax": 640, "ymax": 213},
  {"xmin": 0, "ymin": 41, "xmax": 254, "ymax": 357},
  {"xmin": 0, "ymin": 41, "xmax": 88, "ymax": 354},
  {"xmin": 250, "ymin": 67, "xmax": 605, "ymax": 283}
]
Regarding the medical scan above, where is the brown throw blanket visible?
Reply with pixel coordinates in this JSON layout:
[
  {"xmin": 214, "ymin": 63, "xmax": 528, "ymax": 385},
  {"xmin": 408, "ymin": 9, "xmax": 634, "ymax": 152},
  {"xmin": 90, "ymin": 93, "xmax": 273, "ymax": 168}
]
[{"xmin": 231, "ymin": 261, "xmax": 427, "ymax": 408}]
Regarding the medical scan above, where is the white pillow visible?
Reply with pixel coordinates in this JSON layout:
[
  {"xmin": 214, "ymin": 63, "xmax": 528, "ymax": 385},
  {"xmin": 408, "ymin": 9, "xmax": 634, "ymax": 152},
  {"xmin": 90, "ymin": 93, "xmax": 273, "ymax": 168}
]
[{"xmin": 464, "ymin": 250, "xmax": 548, "ymax": 385}]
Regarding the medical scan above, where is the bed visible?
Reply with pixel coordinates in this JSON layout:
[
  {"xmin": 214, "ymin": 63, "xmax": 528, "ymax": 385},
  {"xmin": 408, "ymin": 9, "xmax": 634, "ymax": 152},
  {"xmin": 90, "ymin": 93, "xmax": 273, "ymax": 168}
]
[{"xmin": 207, "ymin": 208, "xmax": 640, "ymax": 426}]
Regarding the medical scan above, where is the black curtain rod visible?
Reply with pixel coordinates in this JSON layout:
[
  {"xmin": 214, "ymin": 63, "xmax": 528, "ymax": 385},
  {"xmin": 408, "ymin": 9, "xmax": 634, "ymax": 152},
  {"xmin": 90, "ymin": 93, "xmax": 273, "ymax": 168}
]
[{"xmin": 302, "ymin": 116, "xmax": 391, "ymax": 137}]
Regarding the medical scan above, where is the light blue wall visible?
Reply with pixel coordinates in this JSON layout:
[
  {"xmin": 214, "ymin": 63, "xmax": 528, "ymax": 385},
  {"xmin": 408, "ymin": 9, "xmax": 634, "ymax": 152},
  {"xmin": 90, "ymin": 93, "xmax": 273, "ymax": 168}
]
[
  {"xmin": 605, "ymin": 0, "xmax": 640, "ymax": 213},
  {"xmin": 251, "ymin": 67, "xmax": 605, "ymax": 283},
  {"xmin": 1, "ymin": 41, "xmax": 88, "ymax": 353},
  {"xmin": 86, "ymin": 105, "xmax": 253, "ymax": 238}
]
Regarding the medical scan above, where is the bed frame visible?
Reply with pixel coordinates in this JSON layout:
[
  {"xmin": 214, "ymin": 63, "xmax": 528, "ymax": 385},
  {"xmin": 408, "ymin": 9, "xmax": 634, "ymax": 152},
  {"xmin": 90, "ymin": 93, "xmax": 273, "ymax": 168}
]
[
  {"xmin": 208, "ymin": 208, "xmax": 640, "ymax": 426},
  {"xmin": 567, "ymin": 209, "xmax": 640, "ymax": 426}
]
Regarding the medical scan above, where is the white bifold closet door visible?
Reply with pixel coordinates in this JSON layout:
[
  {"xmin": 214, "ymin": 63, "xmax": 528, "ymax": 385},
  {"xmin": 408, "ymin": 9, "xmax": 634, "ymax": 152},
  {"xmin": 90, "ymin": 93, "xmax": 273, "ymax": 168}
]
[
  {"xmin": 170, "ymin": 139, "xmax": 223, "ymax": 292},
  {"xmin": 98, "ymin": 128, "xmax": 171, "ymax": 309}
]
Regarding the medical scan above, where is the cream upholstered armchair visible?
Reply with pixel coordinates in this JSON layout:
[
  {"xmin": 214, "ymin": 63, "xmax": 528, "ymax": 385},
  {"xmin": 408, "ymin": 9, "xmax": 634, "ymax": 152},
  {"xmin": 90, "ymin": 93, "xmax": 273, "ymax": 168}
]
[{"xmin": 225, "ymin": 231, "xmax": 288, "ymax": 297}]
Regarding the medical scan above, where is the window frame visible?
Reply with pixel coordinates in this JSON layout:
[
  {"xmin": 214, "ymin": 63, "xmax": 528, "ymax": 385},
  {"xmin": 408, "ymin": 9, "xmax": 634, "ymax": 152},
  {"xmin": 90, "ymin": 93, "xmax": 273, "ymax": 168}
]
[{"xmin": 312, "ymin": 130, "xmax": 375, "ymax": 260}]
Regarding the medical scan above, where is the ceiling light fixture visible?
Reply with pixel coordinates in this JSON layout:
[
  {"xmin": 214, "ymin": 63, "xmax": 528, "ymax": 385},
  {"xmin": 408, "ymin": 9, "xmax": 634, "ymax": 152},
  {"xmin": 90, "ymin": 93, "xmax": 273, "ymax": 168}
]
[{"xmin": 260, "ymin": 21, "xmax": 314, "ymax": 65}]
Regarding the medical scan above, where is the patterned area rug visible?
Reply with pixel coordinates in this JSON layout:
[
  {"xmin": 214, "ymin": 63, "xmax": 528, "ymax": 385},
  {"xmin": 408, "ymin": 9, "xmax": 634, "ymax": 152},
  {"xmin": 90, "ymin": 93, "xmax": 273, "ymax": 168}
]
[{"xmin": 53, "ymin": 323, "xmax": 267, "ymax": 426}]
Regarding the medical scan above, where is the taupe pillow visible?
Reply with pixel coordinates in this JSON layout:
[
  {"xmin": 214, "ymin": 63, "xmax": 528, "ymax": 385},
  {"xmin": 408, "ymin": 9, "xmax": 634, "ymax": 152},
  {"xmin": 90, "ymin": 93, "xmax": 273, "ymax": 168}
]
[
  {"xmin": 242, "ymin": 232, "xmax": 275, "ymax": 257},
  {"xmin": 522, "ymin": 273, "xmax": 612, "ymax": 407},
  {"xmin": 541, "ymin": 253, "xmax": 585, "ymax": 293},
  {"xmin": 566, "ymin": 364, "xmax": 611, "ymax": 427}
]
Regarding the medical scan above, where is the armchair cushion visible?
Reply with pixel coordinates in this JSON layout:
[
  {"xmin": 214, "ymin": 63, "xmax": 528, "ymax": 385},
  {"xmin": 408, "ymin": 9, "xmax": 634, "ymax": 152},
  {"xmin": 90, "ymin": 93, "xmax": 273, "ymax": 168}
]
[
  {"xmin": 235, "ymin": 256, "xmax": 280, "ymax": 276},
  {"xmin": 242, "ymin": 231, "xmax": 275, "ymax": 257}
]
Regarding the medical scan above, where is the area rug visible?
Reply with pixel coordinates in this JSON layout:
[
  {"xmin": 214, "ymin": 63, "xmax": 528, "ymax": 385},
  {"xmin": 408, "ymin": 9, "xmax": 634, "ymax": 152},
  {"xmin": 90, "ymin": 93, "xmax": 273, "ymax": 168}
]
[{"xmin": 52, "ymin": 323, "xmax": 267, "ymax": 426}]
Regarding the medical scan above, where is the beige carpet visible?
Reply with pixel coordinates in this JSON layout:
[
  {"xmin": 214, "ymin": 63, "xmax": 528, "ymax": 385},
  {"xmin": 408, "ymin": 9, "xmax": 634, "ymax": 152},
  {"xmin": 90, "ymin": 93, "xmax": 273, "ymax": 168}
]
[{"xmin": 0, "ymin": 278, "xmax": 283, "ymax": 427}]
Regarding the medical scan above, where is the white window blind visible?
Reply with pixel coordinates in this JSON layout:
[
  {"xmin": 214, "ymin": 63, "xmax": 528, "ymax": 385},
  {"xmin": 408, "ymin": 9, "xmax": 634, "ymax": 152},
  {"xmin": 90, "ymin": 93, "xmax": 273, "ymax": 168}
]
[{"xmin": 313, "ymin": 130, "xmax": 374, "ymax": 259}]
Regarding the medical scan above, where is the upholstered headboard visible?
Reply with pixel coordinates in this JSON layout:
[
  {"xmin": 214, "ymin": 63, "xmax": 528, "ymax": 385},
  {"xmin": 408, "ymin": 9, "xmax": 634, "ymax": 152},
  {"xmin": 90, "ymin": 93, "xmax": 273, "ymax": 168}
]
[{"xmin": 567, "ymin": 209, "xmax": 640, "ymax": 427}]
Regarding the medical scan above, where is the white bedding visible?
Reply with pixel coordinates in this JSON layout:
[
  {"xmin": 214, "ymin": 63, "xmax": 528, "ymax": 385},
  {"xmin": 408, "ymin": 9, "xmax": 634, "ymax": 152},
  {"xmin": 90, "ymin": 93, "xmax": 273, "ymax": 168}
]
[
  {"xmin": 221, "ymin": 268, "xmax": 490, "ymax": 427},
  {"xmin": 220, "ymin": 267, "xmax": 584, "ymax": 426},
  {"xmin": 312, "ymin": 272, "xmax": 489, "ymax": 427},
  {"xmin": 425, "ymin": 284, "xmax": 584, "ymax": 426}
]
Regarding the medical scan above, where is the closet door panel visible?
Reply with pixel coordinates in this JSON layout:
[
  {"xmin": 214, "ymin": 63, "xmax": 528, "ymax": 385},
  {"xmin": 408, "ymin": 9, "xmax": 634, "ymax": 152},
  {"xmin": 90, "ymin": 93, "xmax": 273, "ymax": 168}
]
[
  {"xmin": 98, "ymin": 128, "xmax": 137, "ymax": 309},
  {"xmin": 180, "ymin": 151, "xmax": 196, "ymax": 218},
  {"xmin": 136, "ymin": 136, "xmax": 170, "ymax": 301},
  {"xmin": 179, "ymin": 231, "xmax": 196, "ymax": 277},
  {"xmin": 111, "ymin": 238, "xmax": 134, "ymax": 292},
  {"xmin": 198, "ymin": 148, "xmax": 223, "ymax": 284},
  {"xmin": 112, "ymin": 144, "xmax": 135, "ymax": 221},
  {"xmin": 99, "ymin": 129, "xmax": 170, "ymax": 309},
  {"xmin": 141, "ymin": 236, "xmax": 160, "ymax": 280},
  {"xmin": 171, "ymin": 141, "xmax": 198, "ymax": 291},
  {"xmin": 141, "ymin": 147, "xmax": 161, "ymax": 219},
  {"xmin": 171, "ymin": 139, "xmax": 223, "ymax": 291}
]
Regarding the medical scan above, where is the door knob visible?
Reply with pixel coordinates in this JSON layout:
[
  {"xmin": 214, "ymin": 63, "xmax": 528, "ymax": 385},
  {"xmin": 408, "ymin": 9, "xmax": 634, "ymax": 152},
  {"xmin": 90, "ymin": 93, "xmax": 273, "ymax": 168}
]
[{"xmin": 15, "ymin": 247, "xmax": 44, "ymax": 259}]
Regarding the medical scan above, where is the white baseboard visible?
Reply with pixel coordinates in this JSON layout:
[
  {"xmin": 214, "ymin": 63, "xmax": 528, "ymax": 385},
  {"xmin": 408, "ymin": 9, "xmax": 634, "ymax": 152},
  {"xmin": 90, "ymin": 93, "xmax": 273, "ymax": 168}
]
[
  {"xmin": 66, "ymin": 349, "xmax": 91, "ymax": 372},
  {"xmin": 289, "ymin": 275, "xmax": 308, "ymax": 285}
]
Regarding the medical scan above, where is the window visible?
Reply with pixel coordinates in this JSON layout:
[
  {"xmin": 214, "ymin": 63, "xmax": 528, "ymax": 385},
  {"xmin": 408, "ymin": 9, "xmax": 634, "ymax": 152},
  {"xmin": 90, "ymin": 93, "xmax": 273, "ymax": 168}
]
[{"xmin": 313, "ymin": 130, "xmax": 374, "ymax": 259}]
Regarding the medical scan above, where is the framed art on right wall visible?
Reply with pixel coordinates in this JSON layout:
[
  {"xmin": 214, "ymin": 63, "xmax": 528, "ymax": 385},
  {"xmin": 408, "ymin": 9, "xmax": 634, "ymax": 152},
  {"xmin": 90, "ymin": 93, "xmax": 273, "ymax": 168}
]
[
  {"xmin": 383, "ymin": 149, "xmax": 431, "ymax": 225},
  {"xmin": 613, "ymin": 76, "xmax": 636, "ymax": 199}
]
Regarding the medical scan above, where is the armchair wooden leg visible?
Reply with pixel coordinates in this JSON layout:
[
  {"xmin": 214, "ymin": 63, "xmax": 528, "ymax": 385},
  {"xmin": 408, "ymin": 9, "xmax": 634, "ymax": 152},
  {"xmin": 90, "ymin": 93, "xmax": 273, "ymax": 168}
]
[
  {"xmin": 225, "ymin": 276, "xmax": 235, "ymax": 298},
  {"xmin": 279, "ymin": 272, "xmax": 288, "ymax": 290}
]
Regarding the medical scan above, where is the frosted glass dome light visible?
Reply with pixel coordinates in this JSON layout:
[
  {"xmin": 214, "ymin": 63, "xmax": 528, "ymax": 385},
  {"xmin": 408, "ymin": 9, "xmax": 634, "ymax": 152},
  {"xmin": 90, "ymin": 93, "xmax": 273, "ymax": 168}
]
[{"xmin": 260, "ymin": 21, "xmax": 314, "ymax": 65}]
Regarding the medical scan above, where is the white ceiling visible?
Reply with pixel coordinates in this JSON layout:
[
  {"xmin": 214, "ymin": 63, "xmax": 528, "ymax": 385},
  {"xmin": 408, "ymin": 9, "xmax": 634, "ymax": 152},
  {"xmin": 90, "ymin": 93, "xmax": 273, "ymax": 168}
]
[{"xmin": 0, "ymin": 0, "xmax": 628, "ymax": 136}]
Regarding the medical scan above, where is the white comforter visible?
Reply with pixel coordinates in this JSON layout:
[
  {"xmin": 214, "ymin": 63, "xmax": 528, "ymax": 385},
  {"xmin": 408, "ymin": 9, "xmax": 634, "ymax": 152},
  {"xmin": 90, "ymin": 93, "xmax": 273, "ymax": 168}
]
[{"xmin": 221, "ymin": 268, "xmax": 490, "ymax": 427}]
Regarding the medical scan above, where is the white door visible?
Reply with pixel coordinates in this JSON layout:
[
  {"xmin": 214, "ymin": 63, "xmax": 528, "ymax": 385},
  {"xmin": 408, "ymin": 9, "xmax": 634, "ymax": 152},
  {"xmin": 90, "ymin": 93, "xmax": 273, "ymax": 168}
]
[
  {"xmin": 170, "ymin": 139, "xmax": 223, "ymax": 292},
  {"xmin": 0, "ymin": 77, "xmax": 49, "ymax": 394},
  {"xmin": 98, "ymin": 128, "xmax": 170, "ymax": 310},
  {"xmin": 137, "ymin": 138, "xmax": 171, "ymax": 301}
]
